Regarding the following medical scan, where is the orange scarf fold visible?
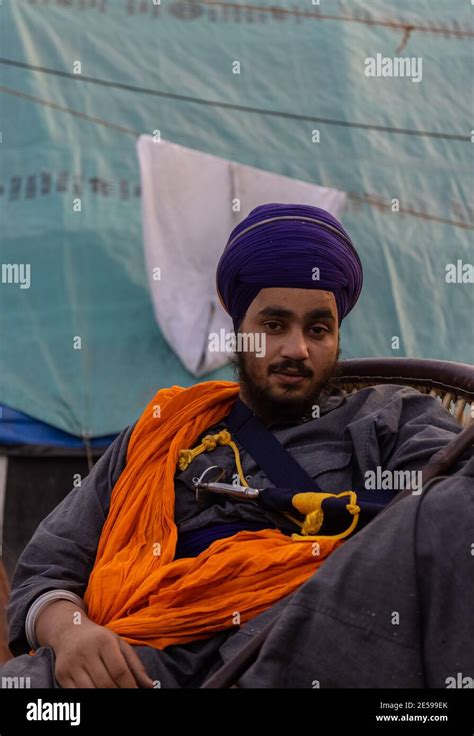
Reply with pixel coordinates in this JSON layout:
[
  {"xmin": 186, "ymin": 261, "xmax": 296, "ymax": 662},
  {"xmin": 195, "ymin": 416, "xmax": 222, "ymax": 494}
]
[{"xmin": 84, "ymin": 381, "xmax": 343, "ymax": 649}]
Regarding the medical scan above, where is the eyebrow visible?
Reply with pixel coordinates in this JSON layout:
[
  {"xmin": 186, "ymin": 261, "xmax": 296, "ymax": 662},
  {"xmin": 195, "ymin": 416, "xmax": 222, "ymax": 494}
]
[{"xmin": 256, "ymin": 306, "xmax": 336, "ymax": 323}]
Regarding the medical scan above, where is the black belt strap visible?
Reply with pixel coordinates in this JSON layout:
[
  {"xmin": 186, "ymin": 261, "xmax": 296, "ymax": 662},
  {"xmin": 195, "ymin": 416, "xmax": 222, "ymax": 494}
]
[{"xmin": 224, "ymin": 396, "xmax": 322, "ymax": 491}]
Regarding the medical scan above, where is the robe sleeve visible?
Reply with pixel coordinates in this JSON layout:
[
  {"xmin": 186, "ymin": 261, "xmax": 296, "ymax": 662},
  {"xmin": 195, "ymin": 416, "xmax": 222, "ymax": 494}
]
[
  {"xmin": 6, "ymin": 424, "xmax": 135, "ymax": 656},
  {"xmin": 375, "ymin": 387, "xmax": 472, "ymax": 476}
]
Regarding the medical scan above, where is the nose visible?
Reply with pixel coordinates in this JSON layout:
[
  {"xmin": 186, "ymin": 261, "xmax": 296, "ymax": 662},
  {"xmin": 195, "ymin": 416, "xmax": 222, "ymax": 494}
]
[{"xmin": 280, "ymin": 328, "xmax": 310, "ymax": 361}]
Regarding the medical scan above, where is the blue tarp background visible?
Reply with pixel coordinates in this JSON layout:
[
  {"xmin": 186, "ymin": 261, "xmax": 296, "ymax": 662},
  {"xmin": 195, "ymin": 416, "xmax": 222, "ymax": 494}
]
[
  {"xmin": 0, "ymin": 404, "xmax": 116, "ymax": 447},
  {"xmin": 0, "ymin": 0, "xmax": 472, "ymax": 437}
]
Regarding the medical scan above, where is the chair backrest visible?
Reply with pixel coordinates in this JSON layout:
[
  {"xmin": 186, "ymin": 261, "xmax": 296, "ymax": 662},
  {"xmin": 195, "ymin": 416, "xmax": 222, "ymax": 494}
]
[{"xmin": 336, "ymin": 358, "xmax": 474, "ymax": 427}]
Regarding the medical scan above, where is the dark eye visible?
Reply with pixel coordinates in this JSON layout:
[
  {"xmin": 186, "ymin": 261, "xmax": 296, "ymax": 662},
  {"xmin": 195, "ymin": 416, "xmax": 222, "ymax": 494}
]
[
  {"xmin": 264, "ymin": 321, "xmax": 283, "ymax": 331},
  {"xmin": 310, "ymin": 326, "xmax": 328, "ymax": 336}
]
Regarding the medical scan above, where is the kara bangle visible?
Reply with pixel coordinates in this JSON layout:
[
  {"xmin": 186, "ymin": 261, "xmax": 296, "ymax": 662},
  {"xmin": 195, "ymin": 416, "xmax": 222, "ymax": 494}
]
[{"xmin": 25, "ymin": 589, "xmax": 87, "ymax": 650}]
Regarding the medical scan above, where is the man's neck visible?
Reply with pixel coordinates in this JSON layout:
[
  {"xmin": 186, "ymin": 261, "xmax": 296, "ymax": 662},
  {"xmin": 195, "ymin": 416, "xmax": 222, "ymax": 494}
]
[{"xmin": 238, "ymin": 391, "xmax": 312, "ymax": 428}]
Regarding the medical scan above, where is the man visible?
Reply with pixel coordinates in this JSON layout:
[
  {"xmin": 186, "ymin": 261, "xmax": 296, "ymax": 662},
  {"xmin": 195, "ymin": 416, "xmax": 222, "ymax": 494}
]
[{"xmin": 1, "ymin": 203, "xmax": 472, "ymax": 689}]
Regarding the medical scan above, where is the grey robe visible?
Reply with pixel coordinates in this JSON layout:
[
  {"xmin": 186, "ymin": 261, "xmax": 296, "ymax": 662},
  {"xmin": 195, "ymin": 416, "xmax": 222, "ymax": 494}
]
[{"xmin": 1, "ymin": 384, "xmax": 472, "ymax": 687}]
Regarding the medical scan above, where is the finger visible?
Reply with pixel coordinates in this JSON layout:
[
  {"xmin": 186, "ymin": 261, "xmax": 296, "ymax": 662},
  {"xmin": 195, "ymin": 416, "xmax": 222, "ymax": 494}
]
[
  {"xmin": 119, "ymin": 640, "xmax": 155, "ymax": 689},
  {"xmin": 70, "ymin": 669, "xmax": 97, "ymax": 689},
  {"xmin": 83, "ymin": 655, "xmax": 121, "ymax": 688},
  {"xmin": 57, "ymin": 675, "xmax": 76, "ymax": 689},
  {"xmin": 100, "ymin": 640, "xmax": 138, "ymax": 689}
]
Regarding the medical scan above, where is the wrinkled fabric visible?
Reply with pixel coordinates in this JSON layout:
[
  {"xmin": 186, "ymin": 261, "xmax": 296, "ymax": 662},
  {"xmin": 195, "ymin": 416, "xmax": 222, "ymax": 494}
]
[
  {"xmin": 83, "ymin": 381, "xmax": 342, "ymax": 649},
  {"xmin": 238, "ymin": 458, "xmax": 474, "ymax": 688},
  {"xmin": 3, "ymin": 383, "xmax": 472, "ymax": 687},
  {"xmin": 216, "ymin": 203, "xmax": 363, "ymax": 328}
]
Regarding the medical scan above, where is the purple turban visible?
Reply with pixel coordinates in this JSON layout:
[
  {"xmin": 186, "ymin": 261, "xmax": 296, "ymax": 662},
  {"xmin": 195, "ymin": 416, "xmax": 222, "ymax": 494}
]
[{"xmin": 216, "ymin": 203, "xmax": 363, "ymax": 330}]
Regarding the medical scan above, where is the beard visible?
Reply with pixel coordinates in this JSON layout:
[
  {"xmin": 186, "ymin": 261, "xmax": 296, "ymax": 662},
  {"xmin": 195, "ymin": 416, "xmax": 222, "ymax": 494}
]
[{"xmin": 229, "ymin": 345, "xmax": 342, "ymax": 426}]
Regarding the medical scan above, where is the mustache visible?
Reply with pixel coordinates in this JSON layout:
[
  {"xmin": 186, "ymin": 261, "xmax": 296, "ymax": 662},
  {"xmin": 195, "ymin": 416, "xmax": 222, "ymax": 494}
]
[{"xmin": 269, "ymin": 362, "xmax": 313, "ymax": 377}]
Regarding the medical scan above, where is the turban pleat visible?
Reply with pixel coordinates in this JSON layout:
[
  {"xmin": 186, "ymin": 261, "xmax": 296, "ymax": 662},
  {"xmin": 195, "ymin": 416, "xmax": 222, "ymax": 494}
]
[{"xmin": 216, "ymin": 203, "xmax": 363, "ymax": 328}]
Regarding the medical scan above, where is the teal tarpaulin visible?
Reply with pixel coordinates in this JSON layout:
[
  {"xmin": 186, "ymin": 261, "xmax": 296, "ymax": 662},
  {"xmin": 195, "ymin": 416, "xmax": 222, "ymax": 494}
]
[{"xmin": 0, "ymin": 0, "xmax": 472, "ymax": 436}]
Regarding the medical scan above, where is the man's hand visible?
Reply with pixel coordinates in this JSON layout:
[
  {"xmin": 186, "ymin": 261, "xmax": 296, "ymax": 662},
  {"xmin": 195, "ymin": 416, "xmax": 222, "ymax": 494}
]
[{"xmin": 35, "ymin": 599, "xmax": 155, "ymax": 688}]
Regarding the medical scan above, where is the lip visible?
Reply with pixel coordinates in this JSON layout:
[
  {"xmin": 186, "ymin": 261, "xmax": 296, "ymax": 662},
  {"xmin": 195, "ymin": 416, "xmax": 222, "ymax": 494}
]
[{"xmin": 272, "ymin": 371, "xmax": 308, "ymax": 385}]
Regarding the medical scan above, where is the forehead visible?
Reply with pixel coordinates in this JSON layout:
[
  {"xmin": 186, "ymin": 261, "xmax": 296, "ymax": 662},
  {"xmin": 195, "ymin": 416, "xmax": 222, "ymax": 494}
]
[{"xmin": 248, "ymin": 287, "xmax": 337, "ymax": 317}]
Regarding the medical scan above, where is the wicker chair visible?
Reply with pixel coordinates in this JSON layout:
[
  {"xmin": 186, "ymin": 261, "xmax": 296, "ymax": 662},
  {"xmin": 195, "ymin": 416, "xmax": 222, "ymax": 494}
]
[
  {"xmin": 334, "ymin": 358, "xmax": 474, "ymax": 427},
  {"xmin": 1, "ymin": 357, "xmax": 473, "ymax": 665}
]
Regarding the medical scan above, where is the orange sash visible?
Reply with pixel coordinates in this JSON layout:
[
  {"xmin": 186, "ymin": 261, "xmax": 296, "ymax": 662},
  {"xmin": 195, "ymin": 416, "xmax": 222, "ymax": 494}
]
[{"xmin": 83, "ymin": 381, "xmax": 343, "ymax": 649}]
